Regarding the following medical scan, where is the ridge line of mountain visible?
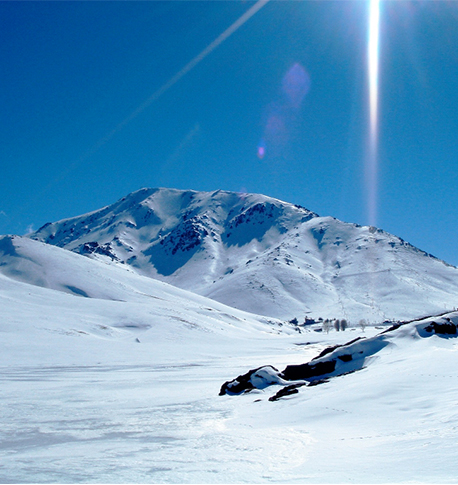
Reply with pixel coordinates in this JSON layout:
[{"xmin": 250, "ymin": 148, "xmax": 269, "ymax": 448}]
[{"xmin": 22, "ymin": 187, "xmax": 458, "ymax": 322}]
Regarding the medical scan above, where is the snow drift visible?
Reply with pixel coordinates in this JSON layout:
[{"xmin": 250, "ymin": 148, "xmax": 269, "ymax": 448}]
[{"xmin": 220, "ymin": 311, "xmax": 458, "ymax": 398}]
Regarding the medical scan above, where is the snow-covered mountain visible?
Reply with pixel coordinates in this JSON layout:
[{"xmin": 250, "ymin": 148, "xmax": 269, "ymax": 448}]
[
  {"xmin": 28, "ymin": 187, "xmax": 458, "ymax": 322},
  {"xmin": 3, "ymin": 195, "xmax": 458, "ymax": 483}
]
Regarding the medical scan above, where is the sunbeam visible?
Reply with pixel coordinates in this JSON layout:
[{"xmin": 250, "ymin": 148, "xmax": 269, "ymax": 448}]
[{"xmin": 367, "ymin": 0, "xmax": 380, "ymax": 226}]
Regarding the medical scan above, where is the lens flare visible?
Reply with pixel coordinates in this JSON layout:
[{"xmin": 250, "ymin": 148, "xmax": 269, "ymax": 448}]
[
  {"xmin": 281, "ymin": 63, "xmax": 311, "ymax": 109},
  {"xmin": 257, "ymin": 62, "xmax": 310, "ymax": 159},
  {"xmin": 257, "ymin": 140, "xmax": 266, "ymax": 159},
  {"xmin": 366, "ymin": 0, "xmax": 382, "ymax": 316},
  {"xmin": 367, "ymin": 0, "xmax": 380, "ymax": 226}
]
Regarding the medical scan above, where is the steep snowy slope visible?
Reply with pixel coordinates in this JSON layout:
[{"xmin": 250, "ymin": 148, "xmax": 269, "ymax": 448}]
[{"xmin": 28, "ymin": 187, "xmax": 458, "ymax": 321}]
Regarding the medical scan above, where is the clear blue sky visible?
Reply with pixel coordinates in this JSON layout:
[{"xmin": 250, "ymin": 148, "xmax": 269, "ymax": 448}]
[{"xmin": 1, "ymin": 1, "xmax": 457, "ymax": 266}]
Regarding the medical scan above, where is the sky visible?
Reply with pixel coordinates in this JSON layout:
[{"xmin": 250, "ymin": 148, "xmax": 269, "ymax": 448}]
[{"xmin": 1, "ymin": 0, "xmax": 458, "ymax": 266}]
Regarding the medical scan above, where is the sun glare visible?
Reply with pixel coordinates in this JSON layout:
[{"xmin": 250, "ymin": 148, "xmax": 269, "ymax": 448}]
[
  {"xmin": 367, "ymin": 0, "xmax": 380, "ymax": 226},
  {"xmin": 369, "ymin": 0, "xmax": 380, "ymax": 145}
]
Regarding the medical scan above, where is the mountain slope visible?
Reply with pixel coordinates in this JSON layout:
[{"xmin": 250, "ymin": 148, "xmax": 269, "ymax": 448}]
[
  {"xmin": 0, "ymin": 234, "xmax": 287, "ymax": 364},
  {"xmin": 28, "ymin": 187, "xmax": 458, "ymax": 322}
]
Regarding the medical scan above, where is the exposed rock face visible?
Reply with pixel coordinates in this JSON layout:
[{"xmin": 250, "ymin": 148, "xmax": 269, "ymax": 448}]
[
  {"xmin": 219, "ymin": 366, "xmax": 285, "ymax": 396},
  {"xmin": 76, "ymin": 241, "xmax": 120, "ymax": 261},
  {"xmin": 268, "ymin": 384, "xmax": 303, "ymax": 402},
  {"xmin": 281, "ymin": 360, "xmax": 337, "ymax": 381}
]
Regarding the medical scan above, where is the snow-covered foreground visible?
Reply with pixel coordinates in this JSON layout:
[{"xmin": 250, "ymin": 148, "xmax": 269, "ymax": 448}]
[
  {"xmin": 3, "ymin": 314, "xmax": 458, "ymax": 482},
  {"xmin": 2, "ymin": 323, "xmax": 458, "ymax": 483},
  {"xmin": 2, "ymin": 236, "xmax": 458, "ymax": 483}
]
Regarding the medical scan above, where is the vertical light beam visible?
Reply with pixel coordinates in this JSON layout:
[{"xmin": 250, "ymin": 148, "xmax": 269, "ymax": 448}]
[
  {"xmin": 367, "ymin": 0, "xmax": 380, "ymax": 226},
  {"xmin": 366, "ymin": 0, "xmax": 381, "ymax": 319}
]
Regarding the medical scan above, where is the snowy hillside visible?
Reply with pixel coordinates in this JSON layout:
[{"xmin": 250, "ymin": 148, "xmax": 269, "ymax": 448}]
[
  {"xmin": 0, "ymin": 234, "xmax": 286, "ymax": 350},
  {"xmin": 29, "ymin": 187, "xmax": 458, "ymax": 322}
]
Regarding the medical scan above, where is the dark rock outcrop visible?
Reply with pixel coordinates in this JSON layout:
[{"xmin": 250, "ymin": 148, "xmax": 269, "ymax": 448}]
[
  {"xmin": 424, "ymin": 320, "xmax": 457, "ymax": 335},
  {"xmin": 281, "ymin": 359, "xmax": 336, "ymax": 381},
  {"xmin": 268, "ymin": 384, "xmax": 304, "ymax": 402},
  {"xmin": 312, "ymin": 337, "xmax": 362, "ymax": 360},
  {"xmin": 219, "ymin": 312, "xmax": 458, "ymax": 401}
]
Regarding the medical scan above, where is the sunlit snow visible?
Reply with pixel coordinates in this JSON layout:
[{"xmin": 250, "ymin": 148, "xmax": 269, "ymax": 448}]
[{"xmin": 1, "ymin": 233, "xmax": 458, "ymax": 483}]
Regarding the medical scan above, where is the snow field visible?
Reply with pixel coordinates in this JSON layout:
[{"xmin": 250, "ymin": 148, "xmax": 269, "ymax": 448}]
[
  {"xmin": 2, "ymin": 275, "xmax": 457, "ymax": 483},
  {"xmin": 2, "ymin": 230, "xmax": 458, "ymax": 482}
]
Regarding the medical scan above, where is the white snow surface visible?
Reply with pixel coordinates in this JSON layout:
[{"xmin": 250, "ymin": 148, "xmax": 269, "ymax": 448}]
[
  {"xmin": 28, "ymin": 187, "xmax": 458, "ymax": 322},
  {"xmin": 2, "ymin": 234, "xmax": 458, "ymax": 483}
]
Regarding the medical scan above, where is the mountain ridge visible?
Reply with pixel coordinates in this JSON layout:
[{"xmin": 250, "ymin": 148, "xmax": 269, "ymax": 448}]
[{"xmin": 28, "ymin": 187, "xmax": 458, "ymax": 322}]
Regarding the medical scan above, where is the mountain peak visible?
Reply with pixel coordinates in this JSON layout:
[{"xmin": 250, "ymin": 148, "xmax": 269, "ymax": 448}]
[
  {"xmin": 31, "ymin": 187, "xmax": 318, "ymax": 251},
  {"xmin": 28, "ymin": 187, "xmax": 458, "ymax": 322}
]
